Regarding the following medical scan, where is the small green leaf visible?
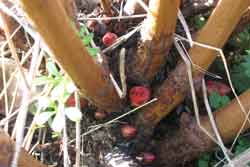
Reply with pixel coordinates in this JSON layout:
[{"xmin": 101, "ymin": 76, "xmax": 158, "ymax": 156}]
[
  {"xmin": 36, "ymin": 112, "xmax": 55, "ymax": 126},
  {"xmin": 29, "ymin": 103, "xmax": 38, "ymax": 115},
  {"xmin": 62, "ymin": 92, "xmax": 71, "ymax": 103},
  {"xmin": 238, "ymin": 137, "xmax": 250, "ymax": 145},
  {"xmin": 209, "ymin": 92, "xmax": 230, "ymax": 109},
  {"xmin": 33, "ymin": 76, "xmax": 54, "ymax": 85},
  {"xmin": 51, "ymin": 82, "xmax": 66, "ymax": 100},
  {"xmin": 197, "ymin": 153, "xmax": 211, "ymax": 167},
  {"xmin": 198, "ymin": 160, "xmax": 209, "ymax": 167},
  {"xmin": 194, "ymin": 15, "xmax": 207, "ymax": 29},
  {"xmin": 78, "ymin": 26, "xmax": 88, "ymax": 38},
  {"xmin": 51, "ymin": 109, "xmax": 65, "ymax": 132},
  {"xmin": 46, "ymin": 60, "xmax": 59, "ymax": 76},
  {"xmin": 230, "ymin": 25, "xmax": 250, "ymax": 50},
  {"xmin": 234, "ymin": 136, "xmax": 250, "ymax": 155},
  {"xmin": 87, "ymin": 47, "xmax": 99, "ymax": 57},
  {"xmin": 82, "ymin": 33, "xmax": 94, "ymax": 46},
  {"xmin": 231, "ymin": 52, "xmax": 250, "ymax": 93},
  {"xmin": 48, "ymin": 117, "xmax": 53, "ymax": 129},
  {"xmin": 65, "ymin": 107, "xmax": 82, "ymax": 122},
  {"xmin": 52, "ymin": 132, "xmax": 61, "ymax": 138},
  {"xmin": 78, "ymin": 27, "xmax": 85, "ymax": 38},
  {"xmin": 235, "ymin": 145, "xmax": 249, "ymax": 155}
]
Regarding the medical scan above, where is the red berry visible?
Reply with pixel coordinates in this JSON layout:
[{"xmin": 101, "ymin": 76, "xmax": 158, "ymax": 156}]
[
  {"xmin": 66, "ymin": 94, "xmax": 87, "ymax": 108},
  {"xmin": 207, "ymin": 80, "xmax": 231, "ymax": 96},
  {"xmin": 142, "ymin": 152, "xmax": 156, "ymax": 164},
  {"xmin": 129, "ymin": 86, "xmax": 151, "ymax": 107},
  {"xmin": 121, "ymin": 125, "xmax": 137, "ymax": 139},
  {"xmin": 94, "ymin": 110, "xmax": 107, "ymax": 120},
  {"xmin": 102, "ymin": 32, "xmax": 118, "ymax": 47}
]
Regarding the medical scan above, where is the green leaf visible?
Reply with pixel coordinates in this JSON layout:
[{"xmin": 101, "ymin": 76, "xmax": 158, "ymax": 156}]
[
  {"xmin": 194, "ymin": 15, "xmax": 207, "ymax": 29},
  {"xmin": 238, "ymin": 137, "xmax": 250, "ymax": 145},
  {"xmin": 47, "ymin": 117, "xmax": 53, "ymax": 129},
  {"xmin": 82, "ymin": 33, "xmax": 94, "ymax": 46},
  {"xmin": 198, "ymin": 160, "xmax": 209, "ymax": 167},
  {"xmin": 78, "ymin": 25, "xmax": 88, "ymax": 38},
  {"xmin": 234, "ymin": 136, "xmax": 250, "ymax": 155},
  {"xmin": 35, "ymin": 112, "xmax": 55, "ymax": 126},
  {"xmin": 51, "ymin": 81, "xmax": 66, "ymax": 101},
  {"xmin": 87, "ymin": 47, "xmax": 99, "ymax": 57},
  {"xmin": 52, "ymin": 132, "xmax": 61, "ymax": 138},
  {"xmin": 197, "ymin": 153, "xmax": 211, "ymax": 167},
  {"xmin": 230, "ymin": 25, "xmax": 250, "ymax": 50},
  {"xmin": 78, "ymin": 25, "xmax": 98, "ymax": 57},
  {"xmin": 231, "ymin": 52, "xmax": 250, "ymax": 93},
  {"xmin": 235, "ymin": 145, "xmax": 249, "ymax": 155},
  {"xmin": 62, "ymin": 91, "xmax": 71, "ymax": 103},
  {"xmin": 46, "ymin": 60, "xmax": 59, "ymax": 76},
  {"xmin": 65, "ymin": 107, "xmax": 82, "ymax": 122},
  {"xmin": 209, "ymin": 92, "xmax": 230, "ymax": 109},
  {"xmin": 33, "ymin": 76, "xmax": 55, "ymax": 85},
  {"xmin": 50, "ymin": 78, "xmax": 74, "ymax": 103},
  {"xmin": 29, "ymin": 103, "xmax": 38, "ymax": 115},
  {"xmin": 78, "ymin": 27, "xmax": 85, "ymax": 38},
  {"xmin": 51, "ymin": 109, "xmax": 65, "ymax": 132}
]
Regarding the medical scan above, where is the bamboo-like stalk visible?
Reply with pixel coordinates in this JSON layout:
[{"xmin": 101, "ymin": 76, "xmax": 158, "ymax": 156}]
[
  {"xmin": 128, "ymin": 0, "xmax": 180, "ymax": 83},
  {"xmin": 0, "ymin": 129, "xmax": 48, "ymax": 167},
  {"xmin": 155, "ymin": 90, "xmax": 250, "ymax": 166},
  {"xmin": 134, "ymin": 0, "xmax": 250, "ymax": 137},
  {"xmin": 19, "ymin": 0, "xmax": 122, "ymax": 112},
  {"xmin": 100, "ymin": 0, "xmax": 112, "ymax": 15},
  {"xmin": 61, "ymin": 0, "xmax": 78, "ymax": 24}
]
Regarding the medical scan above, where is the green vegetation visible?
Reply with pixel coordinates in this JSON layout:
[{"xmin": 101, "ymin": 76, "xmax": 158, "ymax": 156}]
[
  {"xmin": 33, "ymin": 59, "xmax": 81, "ymax": 136},
  {"xmin": 31, "ymin": 24, "xmax": 100, "ymax": 136},
  {"xmin": 230, "ymin": 25, "xmax": 250, "ymax": 50},
  {"xmin": 194, "ymin": 15, "xmax": 207, "ymax": 29},
  {"xmin": 209, "ymin": 92, "xmax": 230, "ymax": 109},
  {"xmin": 198, "ymin": 136, "xmax": 250, "ymax": 167},
  {"xmin": 231, "ymin": 50, "xmax": 250, "ymax": 93},
  {"xmin": 78, "ymin": 25, "xmax": 99, "ymax": 57}
]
